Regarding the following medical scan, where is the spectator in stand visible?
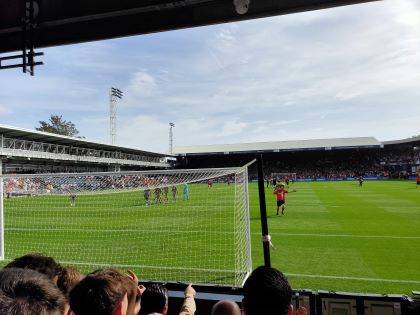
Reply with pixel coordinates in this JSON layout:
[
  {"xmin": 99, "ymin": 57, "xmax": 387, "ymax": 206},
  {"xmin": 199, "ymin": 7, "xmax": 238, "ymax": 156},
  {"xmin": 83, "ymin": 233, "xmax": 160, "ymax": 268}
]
[
  {"xmin": 4, "ymin": 253, "xmax": 63, "ymax": 284},
  {"xmin": 70, "ymin": 269, "xmax": 134, "ymax": 315},
  {"xmin": 242, "ymin": 266, "xmax": 307, "ymax": 315},
  {"xmin": 211, "ymin": 299, "xmax": 241, "ymax": 315},
  {"xmin": 57, "ymin": 267, "xmax": 84, "ymax": 315},
  {"xmin": 140, "ymin": 283, "xmax": 196, "ymax": 315},
  {"xmin": 118, "ymin": 269, "xmax": 144, "ymax": 315},
  {"xmin": 0, "ymin": 267, "xmax": 66, "ymax": 315}
]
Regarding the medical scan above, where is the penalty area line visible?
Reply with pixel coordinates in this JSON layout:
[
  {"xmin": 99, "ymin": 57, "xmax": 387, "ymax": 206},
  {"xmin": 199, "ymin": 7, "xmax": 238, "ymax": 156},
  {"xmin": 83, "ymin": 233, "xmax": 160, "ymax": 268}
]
[
  {"xmin": 269, "ymin": 233, "xmax": 420, "ymax": 240},
  {"xmin": 6, "ymin": 228, "xmax": 420, "ymax": 240},
  {"xmin": 286, "ymin": 273, "xmax": 420, "ymax": 285},
  {"xmin": 58, "ymin": 260, "xmax": 236, "ymax": 274}
]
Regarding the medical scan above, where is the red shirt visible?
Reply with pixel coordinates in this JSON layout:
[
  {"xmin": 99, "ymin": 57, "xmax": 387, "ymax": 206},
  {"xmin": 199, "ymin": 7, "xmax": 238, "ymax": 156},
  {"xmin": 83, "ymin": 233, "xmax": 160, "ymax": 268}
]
[
  {"xmin": 417, "ymin": 174, "xmax": 420, "ymax": 182},
  {"xmin": 274, "ymin": 188, "xmax": 287, "ymax": 201}
]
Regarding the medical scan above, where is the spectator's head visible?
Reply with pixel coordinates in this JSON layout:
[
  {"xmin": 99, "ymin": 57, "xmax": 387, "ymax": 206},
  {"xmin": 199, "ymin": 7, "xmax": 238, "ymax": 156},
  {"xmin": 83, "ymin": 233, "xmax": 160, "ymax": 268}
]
[
  {"xmin": 139, "ymin": 284, "xmax": 168, "ymax": 315},
  {"xmin": 70, "ymin": 269, "xmax": 129, "ymax": 315},
  {"xmin": 0, "ymin": 267, "xmax": 66, "ymax": 315},
  {"xmin": 242, "ymin": 266, "xmax": 293, "ymax": 315},
  {"xmin": 57, "ymin": 267, "xmax": 83, "ymax": 315},
  {"xmin": 4, "ymin": 254, "xmax": 62, "ymax": 284},
  {"xmin": 211, "ymin": 299, "xmax": 241, "ymax": 315},
  {"xmin": 98, "ymin": 269, "xmax": 139, "ymax": 315}
]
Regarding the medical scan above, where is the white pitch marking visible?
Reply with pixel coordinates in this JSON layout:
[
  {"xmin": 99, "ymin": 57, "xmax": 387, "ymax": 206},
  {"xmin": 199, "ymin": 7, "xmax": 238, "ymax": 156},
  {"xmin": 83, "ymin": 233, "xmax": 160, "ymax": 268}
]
[
  {"xmin": 58, "ymin": 260, "xmax": 236, "ymax": 273},
  {"xmin": 268, "ymin": 232, "xmax": 420, "ymax": 240},
  {"xmin": 286, "ymin": 273, "xmax": 420, "ymax": 284},
  {"xmin": 2, "ymin": 258, "xmax": 417, "ymax": 284},
  {"xmin": 7, "ymin": 228, "xmax": 420, "ymax": 240}
]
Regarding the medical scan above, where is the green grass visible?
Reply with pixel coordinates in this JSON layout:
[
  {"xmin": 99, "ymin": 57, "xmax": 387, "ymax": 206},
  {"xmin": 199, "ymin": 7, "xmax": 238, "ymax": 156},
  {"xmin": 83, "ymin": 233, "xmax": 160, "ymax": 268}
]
[
  {"xmin": 250, "ymin": 180, "xmax": 420, "ymax": 294},
  {"xmin": 2, "ymin": 180, "xmax": 420, "ymax": 294}
]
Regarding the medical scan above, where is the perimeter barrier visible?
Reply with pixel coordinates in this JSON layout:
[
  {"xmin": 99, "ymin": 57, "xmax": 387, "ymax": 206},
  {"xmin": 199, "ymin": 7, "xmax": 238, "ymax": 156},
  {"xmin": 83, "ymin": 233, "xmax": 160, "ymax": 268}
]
[{"xmin": 145, "ymin": 281, "xmax": 419, "ymax": 315}]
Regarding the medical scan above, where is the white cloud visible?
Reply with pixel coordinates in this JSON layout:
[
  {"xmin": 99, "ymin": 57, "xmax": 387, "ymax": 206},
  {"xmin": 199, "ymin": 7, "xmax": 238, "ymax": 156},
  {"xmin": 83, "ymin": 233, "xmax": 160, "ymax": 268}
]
[
  {"xmin": 0, "ymin": 105, "xmax": 13, "ymax": 116},
  {"xmin": 1, "ymin": 0, "xmax": 419, "ymax": 153},
  {"xmin": 126, "ymin": 70, "xmax": 157, "ymax": 99},
  {"xmin": 118, "ymin": 115, "xmax": 169, "ymax": 153},
  {"xmin": 221, "ymin": 120, "xmax": 248, "ymax": 136}
]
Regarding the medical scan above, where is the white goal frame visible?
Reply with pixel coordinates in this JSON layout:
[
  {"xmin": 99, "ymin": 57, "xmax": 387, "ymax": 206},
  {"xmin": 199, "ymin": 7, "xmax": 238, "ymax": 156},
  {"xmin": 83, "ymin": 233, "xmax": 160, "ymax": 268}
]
[{"xmin": 0, "ymin": 167, "xmax": 252, "ymax": 287}]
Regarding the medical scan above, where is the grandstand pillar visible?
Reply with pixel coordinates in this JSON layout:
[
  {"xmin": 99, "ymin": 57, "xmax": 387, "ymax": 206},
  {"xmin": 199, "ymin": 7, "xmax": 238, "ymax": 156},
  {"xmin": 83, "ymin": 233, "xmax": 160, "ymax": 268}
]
[
  {"xmin": 108, "ymin": 164, "xmax": 120, "ymax": 172},
  {"xmin": 256, "ymin": 154, "xmax": 271, "ymax": 267}
]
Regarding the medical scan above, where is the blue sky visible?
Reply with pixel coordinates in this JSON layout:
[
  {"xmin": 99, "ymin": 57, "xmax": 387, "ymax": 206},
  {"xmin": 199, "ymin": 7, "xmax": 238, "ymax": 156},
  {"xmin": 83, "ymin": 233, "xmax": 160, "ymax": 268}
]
[{"xmin": 0, "ymin": 0, "xmax": 419, "ymax": 153}]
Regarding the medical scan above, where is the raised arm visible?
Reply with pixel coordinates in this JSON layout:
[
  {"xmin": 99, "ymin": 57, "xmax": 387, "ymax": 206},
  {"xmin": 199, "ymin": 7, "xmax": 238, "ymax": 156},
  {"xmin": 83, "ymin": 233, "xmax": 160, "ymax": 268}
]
[{"xmin": 179, "ymin": 284, "xmax": 196, "ymax": 315}]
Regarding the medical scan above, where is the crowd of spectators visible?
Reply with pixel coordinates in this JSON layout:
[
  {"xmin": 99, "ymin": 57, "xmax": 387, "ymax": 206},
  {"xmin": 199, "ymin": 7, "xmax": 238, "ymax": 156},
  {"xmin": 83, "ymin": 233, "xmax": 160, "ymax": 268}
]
[
  {"xmin": 178, "ymin": 146, "xmax": 420, "ymax": 181},
  {"xmin": 0, "ymin": 254, "xmax": 308, "ymax": 315},
  {"xmin": 246, "ymin": 149, "xmax": 419, "ymax": 180},
  {"xmin": 379, "ymin": 150, "xmax": 420, "ymax": 165}
]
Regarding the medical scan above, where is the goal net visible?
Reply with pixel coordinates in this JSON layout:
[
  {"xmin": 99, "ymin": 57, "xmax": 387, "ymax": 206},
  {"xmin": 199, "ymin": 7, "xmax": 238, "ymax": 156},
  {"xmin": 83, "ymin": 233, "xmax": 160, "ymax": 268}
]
[
  {"xmin": 271, "ymin": 172, "xmax": 297, "ymax": 183},
  {"xmin": 0, "ymin": 167, "xmax": 252, "ymax": 287}
]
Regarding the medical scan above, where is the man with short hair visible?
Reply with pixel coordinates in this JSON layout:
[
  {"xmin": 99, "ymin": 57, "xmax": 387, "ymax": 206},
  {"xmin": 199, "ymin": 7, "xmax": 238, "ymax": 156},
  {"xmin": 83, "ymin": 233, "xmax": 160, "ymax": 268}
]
[
  {"xmin": 154, "ymin": 187, "xmax": 162, "ymax": 204},
  {"xmin": 183, "ymin": 183, "xmax": 189, "ymax": 201},
  {"xmin": 70, "ymin": 269, "xmax": 130, "ymax": 315},
  {"xmin": 69, "ymin": 192, "xmax": 77, "ymax": 206},
  {"xmin": 57, "ymin": 267, "xmax": 84, "ymax": 315},
  {"xmin": 139, "ymin": 284, "xmax": 168, "ymax": 315},
  {"xmin": 171, "ymin": 185, "xmax": 177, "ymax": 202},
  {"xmin": 163, "ymin": 186, "xmax": 169, "ymax": 202},
  {"xmin": 273, "ymin": 183, "xmax": 296, "ymax": 216},
  {"xmin": 242, "ymin": 266, "xmax": 293, "ymax": 315},
  {"xmin": 4, "ymin": 253, "xmax": 63, "ymax": 284},
  {"xmin": 140, "ymin": 283, "xmax": 196, "ymax": 315},
  {"xmin": 0, "ymin": 267, "xmax": 66, "ymax": 315},
  {"xmin": 144, "ymin": 188, "xmax": 151, "ymax": 205},
  {"xmin": 211, "ymin": 299, "xmax": 241, "ymax": 315}
]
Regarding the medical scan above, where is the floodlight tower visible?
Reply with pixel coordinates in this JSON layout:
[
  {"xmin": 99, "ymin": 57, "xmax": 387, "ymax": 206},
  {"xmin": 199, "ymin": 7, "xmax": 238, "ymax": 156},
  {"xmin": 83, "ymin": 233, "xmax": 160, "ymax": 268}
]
[
  {"xmin": 169, "ymin": 122, "xmax": 175, "ymax": 154},
  {"xmin": 110, "ymin": 87, "xmax": 123, "ymax": 145}
]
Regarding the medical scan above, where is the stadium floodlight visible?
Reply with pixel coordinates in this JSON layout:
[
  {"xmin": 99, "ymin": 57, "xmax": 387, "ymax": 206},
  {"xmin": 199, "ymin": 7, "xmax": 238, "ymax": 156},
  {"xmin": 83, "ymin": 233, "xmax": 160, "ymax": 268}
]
[
  {"xmin": 169, "ymin": 122, "xmax": 175, "ymax": 154},
  {"xmin": 110, "ymin": 87, "xmax": 123, "ymax": 145},
  {"xmin": 111, "ymin": 87, "xmax": 123, "ymax": 99}
]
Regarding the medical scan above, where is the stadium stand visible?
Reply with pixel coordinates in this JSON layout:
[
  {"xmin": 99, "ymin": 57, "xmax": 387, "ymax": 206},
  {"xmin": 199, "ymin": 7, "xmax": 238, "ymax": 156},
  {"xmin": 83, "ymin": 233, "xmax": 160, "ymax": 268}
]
[
  {"xmin": 174, "ymin": 136, "xmax": 420, "ymax": 180},
  {"xmin": 1, "ymin": 1, "xmax": 417, "ymax": 313},
  {"xmin": 0, "ymin": 124, "xmax": 170, "ymax": 174}
]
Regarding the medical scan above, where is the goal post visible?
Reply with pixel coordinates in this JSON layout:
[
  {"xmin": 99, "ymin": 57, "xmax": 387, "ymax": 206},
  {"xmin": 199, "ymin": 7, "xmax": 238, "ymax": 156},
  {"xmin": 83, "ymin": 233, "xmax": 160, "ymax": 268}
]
[{"xmin": 0, "ymin": 167, "xmax": 252, "ymax": 287}]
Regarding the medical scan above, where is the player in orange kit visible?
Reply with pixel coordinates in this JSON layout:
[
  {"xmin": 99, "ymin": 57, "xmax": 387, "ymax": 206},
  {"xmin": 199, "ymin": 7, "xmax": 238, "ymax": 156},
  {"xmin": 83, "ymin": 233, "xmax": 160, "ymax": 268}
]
[{"xmin": 273, "ymin": 183, "xmax": 296, "ymax": 215}]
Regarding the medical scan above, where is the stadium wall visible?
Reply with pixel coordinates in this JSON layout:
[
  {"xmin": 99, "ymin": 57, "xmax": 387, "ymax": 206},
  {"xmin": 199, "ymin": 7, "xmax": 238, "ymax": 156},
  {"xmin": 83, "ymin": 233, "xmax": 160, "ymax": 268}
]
[{"xmin": 143, "ymin": 281, "xmax": 419, "ymax": 315}]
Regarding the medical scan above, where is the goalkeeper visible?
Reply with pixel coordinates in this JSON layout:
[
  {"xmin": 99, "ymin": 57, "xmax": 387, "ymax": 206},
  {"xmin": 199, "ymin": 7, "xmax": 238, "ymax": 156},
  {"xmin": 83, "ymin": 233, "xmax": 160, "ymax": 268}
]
[
  {"xmin": 273, "ymin": 183, "xmax": 296, "ymax": 216},
  {"xmin": 183, "ymin": 183, "xmax": 189, "ymax": 201}
]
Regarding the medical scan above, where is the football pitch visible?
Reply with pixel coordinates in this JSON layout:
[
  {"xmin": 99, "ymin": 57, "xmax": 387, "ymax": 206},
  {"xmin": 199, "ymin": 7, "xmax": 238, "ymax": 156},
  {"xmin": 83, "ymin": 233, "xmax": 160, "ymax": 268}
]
[
  {"xmin": 250, "ymin": 180, "xmax": 420, "ymax": 295},
  {"xmin": 2, "ymin": 180, "xmax": 420, "ymax": 294}
]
